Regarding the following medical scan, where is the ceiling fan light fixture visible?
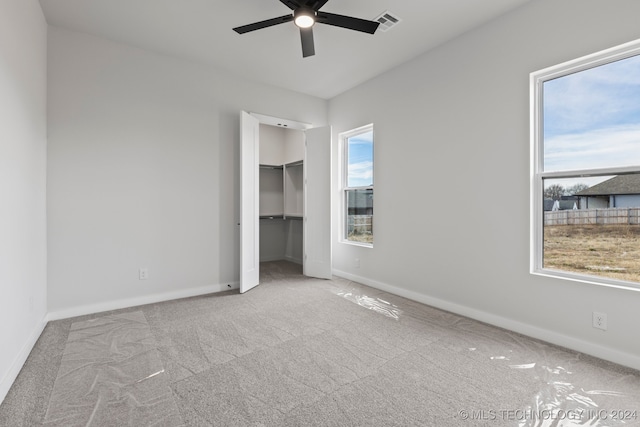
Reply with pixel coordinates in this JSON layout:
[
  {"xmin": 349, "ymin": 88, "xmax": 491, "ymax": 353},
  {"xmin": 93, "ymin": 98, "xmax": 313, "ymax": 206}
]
[{"xmin": 294, "ymin": 8, "xmax": 315, "ymax": 28}]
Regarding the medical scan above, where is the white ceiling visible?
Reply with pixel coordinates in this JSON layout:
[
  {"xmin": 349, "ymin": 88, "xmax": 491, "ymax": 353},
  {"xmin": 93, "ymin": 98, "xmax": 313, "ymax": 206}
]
[{"xmin": 39, "ymin": 0, "xmax": 531, "ymax": 99}]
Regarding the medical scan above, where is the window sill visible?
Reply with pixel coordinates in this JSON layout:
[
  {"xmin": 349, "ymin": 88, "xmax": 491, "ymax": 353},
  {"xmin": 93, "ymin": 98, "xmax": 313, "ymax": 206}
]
[
  {"xmin": 531, "ymin": 268, "xmax": 640, "ymax": 292},
  {"xmin": 340, "ymin": 240, "xmax": 373, "ymax": 249}
]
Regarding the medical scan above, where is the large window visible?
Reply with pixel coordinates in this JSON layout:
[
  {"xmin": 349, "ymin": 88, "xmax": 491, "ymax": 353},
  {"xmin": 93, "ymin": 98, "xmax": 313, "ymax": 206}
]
[
  {"xmin": 341, "ymin": 125, "xmax": 374, "ymax": 246},
  {"xmin": 531, "ymin": 40, "xmax": 640, "ymax": 290}
]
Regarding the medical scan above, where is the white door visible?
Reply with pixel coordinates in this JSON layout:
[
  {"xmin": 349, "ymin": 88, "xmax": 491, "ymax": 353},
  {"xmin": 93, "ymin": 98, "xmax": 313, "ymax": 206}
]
[
  {"xmin": 304, "ymin": 126, "xmax": 332, "ymax": 279},
  {"xmin": 240, "ymin": 111, "xmax": 260, "ymax": 293}
]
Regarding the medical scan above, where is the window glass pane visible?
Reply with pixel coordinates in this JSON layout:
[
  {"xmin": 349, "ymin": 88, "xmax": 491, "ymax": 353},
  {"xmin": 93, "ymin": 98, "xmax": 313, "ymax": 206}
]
[
  {"xmin": 347, "ymin": 131, "xmax": 373, "ymax": 187},
  {"xmin": 346, "ymin": 189, "xmax": 373, "ymax": 244},
  {"xmin": 543, "ymin": 54, "xmax": 640, "ymax": 172},
  {"xmin": 543, "ymin": 174, "xmax": 640, "ymax": 283}
]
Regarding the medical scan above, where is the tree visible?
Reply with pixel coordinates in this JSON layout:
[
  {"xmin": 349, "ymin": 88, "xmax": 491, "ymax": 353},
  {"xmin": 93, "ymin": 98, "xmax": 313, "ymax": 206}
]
[
  {"xmin": 544, "ymin": 184, "xmax": 565, "ymax": 200},
  {"xmin": 566, "ymin": 183, "xmax": 589, "ymax": 195}
]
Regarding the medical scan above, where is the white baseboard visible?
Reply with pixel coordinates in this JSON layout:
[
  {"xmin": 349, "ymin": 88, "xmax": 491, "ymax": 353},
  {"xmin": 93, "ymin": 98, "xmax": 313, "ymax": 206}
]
[
  {"xmin": 1, "ymin": 282, "xmax": 238, "ymax": 405},
  {"xmin": 47, "ymin": 282, "xmax": 239, "ymax": 321},
  {"xmin": 261, "ymin": 256, "xmax": 302, "ymax": 264},
  {"xmin": 332, "ymin": 269, "xmax": 640, "ymax": 371},
  {"xmin": 0, "ymin": 315, "xmax": 48, "ymax": 406},
  {"xmin": 283, "ymin": 255, "xmax": 302, "ymax": 265},
  {"xmin": 260, "ymin": 255, "xmax": 285, "ymax": 262}
]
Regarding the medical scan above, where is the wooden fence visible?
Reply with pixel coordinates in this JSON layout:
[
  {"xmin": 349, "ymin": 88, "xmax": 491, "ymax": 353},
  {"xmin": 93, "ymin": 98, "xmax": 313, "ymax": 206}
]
[
  {"xmin": 545, "ymin": 207, "xmax": 640, "ymax": 226},
  {"xmin": 348, "ymin": 215, "xmax": 373, "ymax": 235}
]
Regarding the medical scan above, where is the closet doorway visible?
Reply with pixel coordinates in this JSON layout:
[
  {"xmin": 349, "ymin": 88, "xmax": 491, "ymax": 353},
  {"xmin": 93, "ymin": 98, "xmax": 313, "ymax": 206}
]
[{"xmin": 240, "ymin": 111, "xmax": 331, "ymax": 293}]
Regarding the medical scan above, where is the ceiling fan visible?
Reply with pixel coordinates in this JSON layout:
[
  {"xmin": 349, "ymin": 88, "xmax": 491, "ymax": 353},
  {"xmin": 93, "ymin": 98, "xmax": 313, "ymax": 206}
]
[{"xmin": 233, "ymin": 0, "xmax": 380, "ymax": 58}]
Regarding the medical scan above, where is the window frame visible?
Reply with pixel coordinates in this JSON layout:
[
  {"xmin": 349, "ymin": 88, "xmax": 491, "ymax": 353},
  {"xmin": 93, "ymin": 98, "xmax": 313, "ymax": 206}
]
[
  {"xmin": 340, "ymin": 124, "xmax": 374, "ymax": 248},
  {"xmin": 530, "ymin": 39, "xmax": 640, "ymax": 292}
]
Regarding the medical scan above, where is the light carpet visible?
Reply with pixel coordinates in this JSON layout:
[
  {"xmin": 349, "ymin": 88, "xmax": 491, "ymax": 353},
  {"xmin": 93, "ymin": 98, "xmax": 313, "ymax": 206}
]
[{"xmin": 1, "ymin": 261, "xmax": 639, "ymax": 426}]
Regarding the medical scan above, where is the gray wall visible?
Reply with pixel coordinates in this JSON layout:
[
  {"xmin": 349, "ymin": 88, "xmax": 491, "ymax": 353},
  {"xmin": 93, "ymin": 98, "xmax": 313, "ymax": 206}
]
[
  {"xmin": 0, "ymin": 0, "xmax": 48, "ymax": 403},
  {"xmin": 613, "ymin": 195, "xmax": 640, "ymax": 208},
  {"xmin": 47, "ymin": 27, "xmax": 327, "ymax": 317},
  {"xmin": 329, "ymin": 0, "xmax": 640, "ymax": 368}
]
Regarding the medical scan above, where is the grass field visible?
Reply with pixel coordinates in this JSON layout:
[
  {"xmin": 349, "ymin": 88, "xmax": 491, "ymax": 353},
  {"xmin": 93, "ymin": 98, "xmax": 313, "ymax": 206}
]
[
  {"xmin": 347, "ymin": 232, "xmax": 373, "ymax": 244},
  {"xmin": 544, "ymin": 224, "xmax": 640, "ymax": 283}
]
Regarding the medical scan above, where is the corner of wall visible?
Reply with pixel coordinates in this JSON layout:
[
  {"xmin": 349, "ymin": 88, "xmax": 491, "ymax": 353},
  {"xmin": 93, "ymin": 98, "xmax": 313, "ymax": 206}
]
[{"xmin": 0, "ymin": 316, "xmax": 48, "ymax": 405}]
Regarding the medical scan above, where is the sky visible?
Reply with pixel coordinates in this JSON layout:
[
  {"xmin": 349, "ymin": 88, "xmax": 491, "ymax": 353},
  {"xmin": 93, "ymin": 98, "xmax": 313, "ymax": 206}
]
[
  {"xmin": 347, "ymin": 130, "xmax": 373, "ymax": 187},
  {"xmin": 543, "ymin": 53, "xmax": 640, "ymax": 189}
]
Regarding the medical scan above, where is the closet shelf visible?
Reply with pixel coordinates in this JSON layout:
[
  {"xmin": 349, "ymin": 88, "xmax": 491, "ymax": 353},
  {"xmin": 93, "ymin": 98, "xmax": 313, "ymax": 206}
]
[
  {"xmin": 260, "ymin": 215, "xmax": 284, "ymax": 220},
  {"xmin": 259, "ymin": 214, "xmax": 303, "ymax": 220}
]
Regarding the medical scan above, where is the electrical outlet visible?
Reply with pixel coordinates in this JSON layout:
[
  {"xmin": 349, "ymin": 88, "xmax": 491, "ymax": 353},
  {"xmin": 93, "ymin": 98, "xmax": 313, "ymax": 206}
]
[
  {"xmin": 593, "ymin": 311, "xmax": 607, "ymax": 331},
  {"xmin": 139, "ymin": 268, "xmax": 149, "ymax": 280}
]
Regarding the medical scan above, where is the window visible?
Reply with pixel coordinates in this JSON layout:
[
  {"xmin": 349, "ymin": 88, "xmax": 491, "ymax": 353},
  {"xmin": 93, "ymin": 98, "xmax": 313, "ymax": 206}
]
[
  {"xmin": 341, "ymin": 125, "xmax": 374, "ymax": 246},
  {"xmin": 531, "ymin": 39, "xmax": 640, "ymax": 290}
]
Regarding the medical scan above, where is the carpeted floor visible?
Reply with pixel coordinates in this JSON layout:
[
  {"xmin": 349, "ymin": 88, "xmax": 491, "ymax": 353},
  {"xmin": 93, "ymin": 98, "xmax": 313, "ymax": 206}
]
[{"xmin": 1, "ymin": 261, "xmax": 640, "ymax": 426}]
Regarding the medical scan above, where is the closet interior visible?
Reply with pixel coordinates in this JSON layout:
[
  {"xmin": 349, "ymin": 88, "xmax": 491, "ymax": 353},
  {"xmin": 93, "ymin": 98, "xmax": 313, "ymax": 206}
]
[{"xmin": 258, "ymin": 123, "xmax": 304, "ymax": 266}]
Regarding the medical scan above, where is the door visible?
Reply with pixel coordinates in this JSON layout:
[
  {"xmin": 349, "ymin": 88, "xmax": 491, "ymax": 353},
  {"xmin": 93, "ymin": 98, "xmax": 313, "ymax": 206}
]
[
  {"xmin": 304, "ymin": 126, "xmax": 332, "ymax": 279},
  {"xmin": 240, "ymin": 111, "xmax": 260, "ymax": 293}
]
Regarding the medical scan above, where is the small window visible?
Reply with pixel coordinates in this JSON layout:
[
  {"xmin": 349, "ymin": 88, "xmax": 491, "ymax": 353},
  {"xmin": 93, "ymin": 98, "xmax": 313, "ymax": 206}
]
[
  {"xmin": 531, "ymin": 39, "xmax": 640, "ymax": 290},
  {"xmin": 341, "ymin": 125, "xmax": 374, "ymax": 246}
]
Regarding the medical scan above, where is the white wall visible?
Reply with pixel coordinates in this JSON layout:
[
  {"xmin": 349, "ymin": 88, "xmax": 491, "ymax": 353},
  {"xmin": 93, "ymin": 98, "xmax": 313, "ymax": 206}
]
[
  {"xmin": 259, "ymin": 124, "xmax": 305, "ymax": 166},
  {"xmin": 0, "ymin": 0, "xmax": 48, "ymax": 404},
  {"xmin": 329, "ymin": 0, "xmax": 640, "ymax": 369},
  {"xmin": 283, "ymin": 128, "xmax": 305, "ymax": 165},
  {"xmin": 47, "ymin": 27, "xmax": 327, "ymax": 318},
  {"xmin": 259, "ymin": 124, "xmax": 286, "ymax": 166}
]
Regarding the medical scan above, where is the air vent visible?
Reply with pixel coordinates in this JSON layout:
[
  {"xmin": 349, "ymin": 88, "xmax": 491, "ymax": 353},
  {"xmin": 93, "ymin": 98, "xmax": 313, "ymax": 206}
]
[{"xmin": 374, "ymin": 11, "xmax": 401, "ymax": 32}]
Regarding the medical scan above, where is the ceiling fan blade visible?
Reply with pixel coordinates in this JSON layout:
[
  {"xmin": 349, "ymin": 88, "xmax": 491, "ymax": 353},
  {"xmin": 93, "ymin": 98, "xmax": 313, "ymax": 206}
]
[
  {"xmin": 316, "ymin": 11, "xmax": 380, "ymax": 34},
  {"xmin": 300, "ymin": 27, "xmax": 315, "ymax": 57},
  {"xmin": 279, "ymin": 0, "xmax": 302, "ymax": 10},
  {"xmin": 233, "ymin": 15, "xmax": 293, "ymax": 34}
]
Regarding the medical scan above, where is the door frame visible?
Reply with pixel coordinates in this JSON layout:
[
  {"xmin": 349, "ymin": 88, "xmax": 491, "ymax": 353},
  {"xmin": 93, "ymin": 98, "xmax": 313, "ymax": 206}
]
[{"xmin": 239, "ymin": 111, "xmax": 331, "ymax": 292}]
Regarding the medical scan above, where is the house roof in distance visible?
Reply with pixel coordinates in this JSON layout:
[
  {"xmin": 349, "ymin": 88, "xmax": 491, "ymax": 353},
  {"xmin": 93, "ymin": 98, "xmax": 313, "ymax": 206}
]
[{"xmin": 576, "ymin": 174, "xmax": 640, "ymax": 196}]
